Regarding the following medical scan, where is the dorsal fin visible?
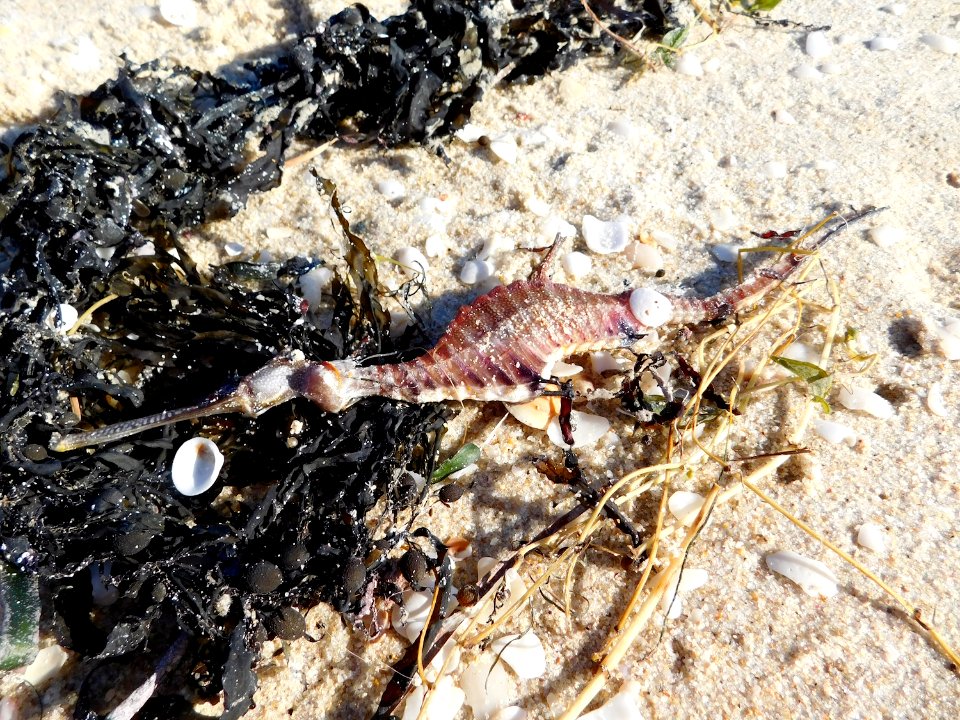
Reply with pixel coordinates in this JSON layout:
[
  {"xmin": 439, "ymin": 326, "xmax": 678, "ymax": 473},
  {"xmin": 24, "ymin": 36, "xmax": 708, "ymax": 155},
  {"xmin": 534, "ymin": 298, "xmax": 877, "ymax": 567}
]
[{"xmin": 529, "ymin": 234, "xmax": 566, "ymax": 283}]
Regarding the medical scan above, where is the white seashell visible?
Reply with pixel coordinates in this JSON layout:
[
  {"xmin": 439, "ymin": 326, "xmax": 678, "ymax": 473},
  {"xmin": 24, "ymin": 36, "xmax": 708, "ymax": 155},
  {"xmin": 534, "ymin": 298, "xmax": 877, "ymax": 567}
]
[
  {"xmin": 765, "ymin": 550, "xmax": 839, "ymax": 598},
  {"xmin": 540, "ymin": 216, "xmax": 577, "ymax": 244},
  {"xmin": 868, "ymin": 36, "xmax": 898, "ymax": 52},
  {"xmin": 401, "ymin": 685, "xmax": 427, "ymax": 720},
  {"xmin": 934, "ymin": 319, "xmax": 960, "ymax": 360},
  {"xmin": 390, "ymin": 590, "xmax": 433, "ymax": 643},
  {"xmin": 710, "ymin": 243, "xmax": 740, "ymax": 263},
  {"xmin": 490, "ymin": 631, "xmax": 547, "ymax": 680},
  {"xmin": 491, "ymin": 707, "xmax": 528, "ymax": 720},
  {"xmin": 674, "ymin": 53, "xmax": 703, "ymax": 77},
  {"xmin": 702, "ymin": 57, "xmax": 722, "ymax": 73},
  {"xmin": 921, "ymin": 33, "xmax": 959, "ymax": 55},
  {"xmin": 813, "ymin": 157, "xmax": 837, "ymax": 171},
  {"xmin": 507, "ymin": 397, "xmax": 557, "ymax": 430},
  {"xmin": 544, "ymin": 360, "xmax": 583, "ymax": 378},
  {"xmin": 265, "ymin": 227, "xmax": 293, "ymax": 242},
  {"xmin": 22, "ymin": 645, "xmax": 70, "ymax": 688},
  {"xmin": 868, "ymin": 225, "xmax": 905, "ymax": 248},
  {"xmin": 523, "ymin": 196, "xmax": 551, "ymax": 217},
  {"xmin": 460, "ymin": 259, "xmax": 494, "ymax": 285},
  {"xmin": 880, "ymin": 3, "xmax": 906, "ymax": 15},
  {"xmin": 394, "ymin": 247, "xmax": 429, "ymax": 275},
  {"xmin": 69, "ymin": 36, "xmax": 102, "ymax": 73},
  {"xmin": 926, "ymin": 382, "xmax": 948, "ymax": 417},
  {"xmin": 424, "ymin": 234, "xmax": 449, "ymax": 258},
  {"xmin": 460, "ymin": 656, "xmax": 512, "ymax": 719},
  {"xmin": 804, "ymin": 31, "xmax": 831, "ymax": 58},
  {"xmin": 488, "ymin": 134, "xmax": 518, "ymax": 164},
  {"xmin": 44, "ymin": 303, "xmax": 79, "ymax": 332},
  {"xmin": 762, "ymin": 160, "xmax": 788, "ymax": 179},
  {"xmin": 790, "ymin": 64, "xmax": 823, "ymax": 80},
  {"xmin": 663, "ymin": 567, "xmax": 710, "ymax": 619},
  {"xmin": 773, "ymin": 108, "xmax": 797, "ymax": 124},
  {"xmin": 668, "ymin": 490, "xmax": 705, "ymax": 526},
  {"xmin": 546, "ymin": 410, "xmax": 610, "ymax": 448},
  {"xmin": 818, "ymin": 61, "xmax": 843, "ymax": 75},
  {"xmin": 477, "ymin": 556, "xmax": 498, "ymax": 579},
  {"xmin": 171, "ymin": 438, "xmax": 224, "ymax": 496},
  {"xmin": 780, "ymin": 341, "xmax": 820, "ymax": 364},
  {"xmin": 158, "ymin": 0, "xmax": 199, "ymax": 27},
  {"xmin": 561, "ymin": 251, "xmax": 593, "ymax": 279},
  {"xmin": 423, "ymin": 676, "xmax": 466, "ymax": 720},
  {"xmin": 812, "ymin": 418, "xmax": 857, "ymax": 445},
  {"xmin": 455, "ymin": 123, "xmax": 488, "ymax": 143},
  {"xmin": 479, "ymin": 235, "xmax": 516, "ymax": 261},
  {"xmin": 709, "ymin": 206, "xmax": 736, "ymax": 232},
  {"xmin": 837, "ymin": 386, "xmax": 894, "ymax": 419},
  {"xmin": 579, "ymin": 681, "xmax": 644, "ymax": 720},
  {"xmin": 590, "ymin": 351, "xmax": 632, "ymax": 375},
  {"xmin": 650, "ymin": 229, "xmax": 679, "ymax": 251},
  {"xmin": 623, "ymin": 242, "xmax": 663, "ymax": 272},
  {"xmin": 223, "ymin": 241, "xmax": 244, "ymax": 257},
  {"xmin": 629, "ymin": 288, "xmax": 673, "ymax": 328},
  {"xmin": 376, "ymin": 179, "xmax": 406, "ymax": 201},
  {"xmin": 607, "ymin": 119, "xmax": 639, "ymax": 140},
  {"xmin": 582, "ymin": 215, "xmax": 631, "ymax": 254},
  {"xmin": 857, "ymin": 522, "xmax": 887, "ymax": 553},
  {"xmin": 299, "ymin": 266, "xmax": 333, "ymax": 308}
]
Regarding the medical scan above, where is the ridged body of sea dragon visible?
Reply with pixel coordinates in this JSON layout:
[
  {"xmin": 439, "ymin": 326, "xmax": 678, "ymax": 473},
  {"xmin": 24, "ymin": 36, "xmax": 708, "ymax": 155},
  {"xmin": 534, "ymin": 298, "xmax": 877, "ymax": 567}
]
[{"xmin": 51, "ymin": 209, "xmax": 878, "ymax": 452}]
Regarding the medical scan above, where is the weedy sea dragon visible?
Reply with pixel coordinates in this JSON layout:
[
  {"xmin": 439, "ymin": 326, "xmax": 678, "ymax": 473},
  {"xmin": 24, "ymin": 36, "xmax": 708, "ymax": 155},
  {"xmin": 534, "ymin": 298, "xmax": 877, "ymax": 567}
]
[{"xmin": 50, "ymin": 209, "xmax": 880, "ymax": 452}]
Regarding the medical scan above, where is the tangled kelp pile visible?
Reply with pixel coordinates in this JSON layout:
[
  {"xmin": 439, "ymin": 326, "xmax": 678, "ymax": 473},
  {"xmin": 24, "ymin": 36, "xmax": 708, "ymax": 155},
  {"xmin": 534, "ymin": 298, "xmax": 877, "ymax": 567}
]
[{"xmin": 0, "ymin": 1, "xmax": 683, "ymax": 717}]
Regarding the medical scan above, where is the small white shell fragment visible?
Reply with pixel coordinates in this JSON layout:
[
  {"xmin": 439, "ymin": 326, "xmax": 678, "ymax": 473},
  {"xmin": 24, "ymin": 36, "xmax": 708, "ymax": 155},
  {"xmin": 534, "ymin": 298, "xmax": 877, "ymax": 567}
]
[
  {"xmin": 524, "ymin": 195, "xmax": 551, "ymax": 217},
  {"xmin": 709, "ymin": 206, "xmax": 736, "ymax": 232},
  {"xmin": 579, "ymin": 681, "xmax": 644, "ymax": 720},
  {"xmin": 921, "ymin": 33, "xmax": 959, "ymax": 55},
  {"xmin": 561, "ymin": 250, "xmax": 593, "ymax": 279},
  {"xmin": 869, "ymin": 225, "xmax": 905, "ymax": 248},
  {"xmin": 762, "ymin": 160, "xmax": 788, "ymax": 179},
  {"xmin": 460, "ymin": 259, "xmax": 494, "ymax": 285},
  {"xmin": 780, "ymin": 341, "xmax": 819, "ymax": 364},
  {"xmin": 478, "ymin": 235, "xmax": 516, "ymax": 261},
  {"xmin": 70, "ymin": 36, "xmax": 102, "ymax": 73},
  {"xmin": 424, "ymin": 234, "xmax": 449, "ymax": 258},
  {"xmin": 650, "ymin": 229, "xmax": 678, "ymax": 251},
  {"xmin": 460, "ymin": 656, "xmax": 512, "ymax": 719},
  {"xmin": 171, "ymin": 438, "xmax": 224, "ymax": 496},
  {"xmin": 926, "ymin": 382, "xmax": 948, "ymax": 417},
  {"xmin": 837, "ymin": 386, "xmax": 894, "ymax": 419},
  {"xmin": 394, "ymin": 247, "xmax": 429, "ymax": 275},
  {"xmin": 455, "ymin": 123, "xmax": 487, "ymax": 143},
  {"xmin": 582, "ymin": 215, "xmax": 631, "ymax": 254},
  {"xmin": 45, "ymin": 303, "xmax": 79, "ymax": 332},
  {"xmin": 765, "ymin": 550, "xmax": 839, "ymax": 598},
  {"xmin": 710, "ymin": 243, "xmax": 740, "ymax": 263},
  {"xmin": 423, "ymin": 676, "xmax": 466, "ymax": 720},
  {"xmin": 805, "ymin": 31, "xmax": 832, "ymax": 59},
  {"xmin": 857, "ymin": 522, "xmax": 887, "ymax": 553},
  {"xmin": 590, "ymin": 351, "xmax": 632, "ymax": 375},
  {"xmin": 934, "ymin": 320, "xmax": 960, "ymax": 360},
  {"xmin": 674, "ymin": 53, "xmax": 703, "ymax": 77},
  {"xmin": 491, "ymin": 707, "xmax": 528, "ymax": 720},
  {"xmin": 790, "ymin": 64, "xmax": 823, "ymax": 80},
  {"xmin": 490, "ymin": 631, "xmax": 547, "ymax": 680},
  {"xmin": 773, "ymin": 108, "xmax": 797, "ymax": 124},
  {"xmin": 607, "ymin": 118, "xmax": 639, "ymax": 140},
  {"xmin": 702, "ymin": 57, "xmax": 722, "ymax": 73},
  {"xmin": 507, "ymin": 397, "xmax": 557, "ymax": 430},
  {"xmin": 391, "ymin": 590, "xmax": 433, "ymax": 642},
  {"xmin": 868, "ymin": 36, "xmax": 898, "ymax": 52},
  {"xmin": 623, "ymin": 242, "xmax": 663, "ymax": 273},
  {"xmin": 629, "ymin": 288, "xmax": 673, "ymax": 328},
  {"xmin": 544, "ymin": 360, "xmax": 583, "ymax": 378},
  {"xmin": 375, "ymin": 178, "xmax": 406, "ymax": 201},
  {"xmin": 880, "ymin": 3, "xmax": 906, "ymax": 15},
  {"xmin": 488, "ymin": 134, "xmax": 518, "ymax": 164},
  {"xmin": 546, "ymin": 410, "xmax": 610, "ymax": 448},
  {"xmin": 540, "ymin": 216, "xmax": 577, "ymax": 243},
  {"xmin": 21, "ymin": 645, "xmax": 70, "ymax": 688},
  {"xmin": 668, "ymin": 491, "xmax": 706, "ymax": 526},
  {"xmin": 818, "ymin": 61, "xmax": 843, "ymax": 75},
  {"xmin": 401, "ymin": 685, "xmax": 427, "ymax": 720},
  {"xmin": 663, "ymin": 567, "xmax": 710, "ymax": 619},
  {"xmin": 812, "ymin": 418, "xmax": 857, "ymax": 446},
  {"xmin": 477, "ymin": 556, "xmax": 498, "ymax": 579},
  {"xmin": 158, "ymin": 0, "xmax": 199, "ymax": 27},
  {"xmin": 223, "ymin": 241, "xmax": 244, "ymax": 257},
  {"xmin": 300, "ymin": 265, "xmax": 333, "ymax": 308}
]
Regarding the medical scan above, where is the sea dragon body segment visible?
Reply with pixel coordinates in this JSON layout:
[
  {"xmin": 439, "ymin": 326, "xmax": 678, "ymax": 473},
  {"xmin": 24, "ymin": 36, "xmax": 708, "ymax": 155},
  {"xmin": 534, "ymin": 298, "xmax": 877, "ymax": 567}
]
[{"xmin": 51, "ymin": 210, "xmax": 877, "ymax": 452}]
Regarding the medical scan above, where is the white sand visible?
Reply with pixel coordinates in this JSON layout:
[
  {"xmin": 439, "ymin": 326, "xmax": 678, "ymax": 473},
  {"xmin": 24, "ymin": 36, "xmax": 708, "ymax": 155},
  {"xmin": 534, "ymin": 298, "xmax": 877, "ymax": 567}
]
[{"xmin": 2, "ymin": 1, "xmax": 958, "ymax": 719}]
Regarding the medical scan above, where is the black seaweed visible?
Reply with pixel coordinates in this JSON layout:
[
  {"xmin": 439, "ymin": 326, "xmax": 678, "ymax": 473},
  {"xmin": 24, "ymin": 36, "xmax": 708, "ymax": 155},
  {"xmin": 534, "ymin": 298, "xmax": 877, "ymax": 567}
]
[{"xmin": 0, "ymin": 1, "xmax": 674, "ymax": 717}]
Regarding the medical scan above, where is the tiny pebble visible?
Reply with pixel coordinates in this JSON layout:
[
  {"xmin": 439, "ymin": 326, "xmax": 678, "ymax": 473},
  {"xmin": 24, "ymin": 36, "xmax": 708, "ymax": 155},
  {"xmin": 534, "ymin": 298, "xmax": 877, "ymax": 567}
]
[
  {"xmin": 805, "ymin": 31, "xmax": 832, "ymax": 59},
  {"xmin": 710, "ymin": 243, "xmax": 740, "ymax": 263},
  {"xmin": 223, "ymin": 241, "xmax": 244, "ymax": 257},
  {"xmin": 459, "ymin": 259, "xmax": 494, "ymax": 285},
  {"xmin": 773, "ymin": 108, "xmax": 797, "ymax": 124},
  {"xmin": 837, "ymin": 386, "xmax": 894, "ymax": 419},
  {"xmin": 765, "ymin": 550, "xmax": 839, "ymax": 598},
  {"xmin": 921, "ymin": 33, "xmax": 959, "ymax": 55},
  {"xmin": 818, "ymin": 62, "xmax": 843, "ymax": 75},
  {"xmin": 857, "ymin": 522, "xmax": 887, "ymax": 553},
  {"xmin": 780, "ymin": 341, "xmax": 820, "ymax": 365},
  {"xmin": 299, "ymin": 265, "xmax": 333, "ymax": 308},
  {"xmin": 561, "ymin": 251, "xmax": 593, "ymax": 279},
  {"xmin": 650, "ymin": 229, "xmax": 679, "ymax": 251},
  {"xmin": 868, "ymin": 36, "xmax": 898, "ymax": 52},
  {"xmin": 158, "ymin": 0, "xmax": 199, "ymax": 27},
  {"xmin": 424, "ymin": 234, "xmax": 449, "ymax": 257},
  {"xmin": 674, "ymin": 53, "xmax": 703, "ymax": 77},
  {"xmin": 812, "ymin": 417, "xmax": 857, "ymax": 445},
  {"xmin": 488, "ymin": 134, "xmax": 518, "ymax": 164},
  {"xmin": 668, "ymin": 490, "xmax": 706, "ymax": 526},
  {"xmin": 926, "ymin": 381, "xmax": 948, "ymax": 417},
  {"xmin": 790, "ymin": 64, "xmax": 823, "ymax": 80},
  {"xmin": 763, "ymin": 160, "xmax": 788, "ymax": 179},
  {"xmin": 541, "ymin": 216, "xmax": 577, "ymax": 244},
  {"xmin": 523, "ymin": 195, "xmax": 551, "ymax": 217},
  {"xmin": 582, "ymin": 215, "xmax": 631, "ymax": 254},
  {"xmin": 702, "ymin": 57, "xmax": 722, "ymax": 74},
  {"xmin": 869, "ymin": 225, "xmax": 905, "ymax": 248},
  {"xmin": 375, "ymin": 178, "xmax": 405, "ymax": 201},
  {"xmin": 478, "ymin": 235, "xmax": 516, "ymax": 261},
  {"xmin": 455, "ymin": 123, "xmax": 487, "ymax": 143},
  {"xmin": 709, "ymin": 206, "xmax": 737, "ymax": 232},
  {"xmin": 934, "ymin": 319, "xmax": 960, "ymax": 360},
  {"xmin": 265, "ymin": 226, "xmax": 293, "ymax": 241},
  {"xmin": 607, "ymin": 118, "xmax": 639, "ymax": 140},
  {"xmin": 394, "ymin": 247, "xmax": 429, "ymax": 275},
  {"xmin": 629, "ymin": 287, "xmax": 673, "ymax": 327},
  {"xmin": 623, "ymin": 242, "xmax": 663, "ymax": 272}
]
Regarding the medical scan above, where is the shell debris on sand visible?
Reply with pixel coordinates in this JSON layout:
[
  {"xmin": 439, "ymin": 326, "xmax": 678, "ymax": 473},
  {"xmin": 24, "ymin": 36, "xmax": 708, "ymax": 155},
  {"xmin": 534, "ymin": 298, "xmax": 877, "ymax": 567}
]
[
  {"xmin": 171, "ymin": 437, "xmax": 224, "ymax": 496},
  {"xmin": 582, "ymin": 214, "xmax": 631, "ymax": 254},
  {"xmin": 668, "ymin": 490, "xmax": 706, "ymax": 526},
  {"xmin": 578, "ymin": 681, "xmax": 644, "ymax": 720},
  {"xmin": 765, "ymin": 550, "xmax": 839, "ymax": 598},
  {"xmin": 857, "ymin": 522, "xmax": 888, "ymax": 553},
  {"xmin": 489, "ymin": 631, "xmax": 547, "ymax": 680},
  {"xmin": 812, "ymin": 417, "xmax": 858, "ymax": 446},
  {"xmin": 837, "ymin": 386, "xmax": 894, "ymax": 419}
]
